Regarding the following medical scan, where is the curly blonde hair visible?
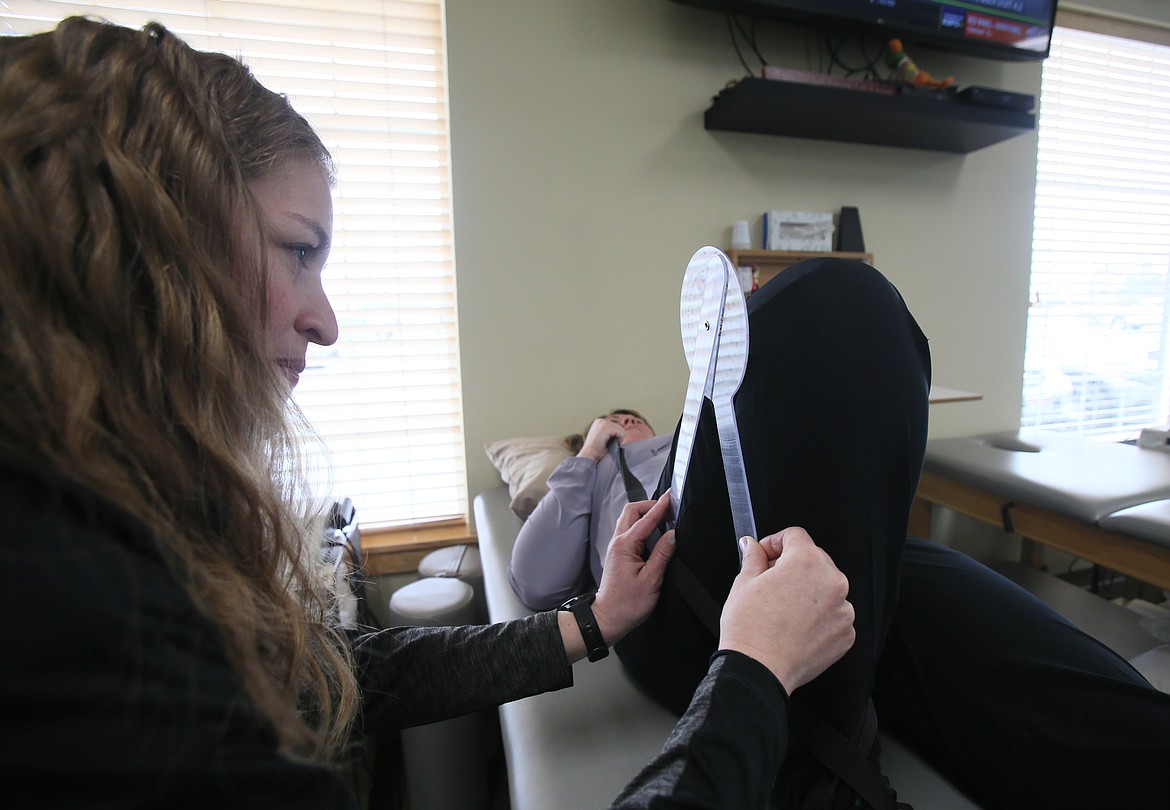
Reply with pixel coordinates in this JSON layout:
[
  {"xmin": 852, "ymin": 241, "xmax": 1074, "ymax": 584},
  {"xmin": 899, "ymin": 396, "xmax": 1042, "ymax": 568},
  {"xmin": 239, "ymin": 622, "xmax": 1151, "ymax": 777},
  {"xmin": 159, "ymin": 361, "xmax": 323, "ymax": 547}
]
[{"xmin": 0, "ymin": 17, "xmax": 355, "ymax": 763}]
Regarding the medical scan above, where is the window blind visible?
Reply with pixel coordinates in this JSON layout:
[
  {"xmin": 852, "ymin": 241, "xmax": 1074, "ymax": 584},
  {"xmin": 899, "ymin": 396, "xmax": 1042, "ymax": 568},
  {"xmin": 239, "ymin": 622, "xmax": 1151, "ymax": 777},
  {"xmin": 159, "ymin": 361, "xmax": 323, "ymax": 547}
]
[
  {"xmin": 1021, "ymin": 24, "xmax": 1170, "ymax": 439},
  {"xmin": 3, "ymin": 0, "xmax": 466, "ymax": 528}
]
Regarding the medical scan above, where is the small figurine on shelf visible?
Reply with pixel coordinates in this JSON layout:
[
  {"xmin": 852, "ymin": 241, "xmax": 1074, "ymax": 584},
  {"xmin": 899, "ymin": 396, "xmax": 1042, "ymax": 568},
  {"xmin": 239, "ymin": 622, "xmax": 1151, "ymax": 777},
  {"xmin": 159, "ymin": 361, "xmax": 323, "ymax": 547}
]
[
  {"xmin": 734, "ymin": 264, "xmax": 759, "ymax": 297},
  {"xmin": 884, "ymin": 38, "xmax": 954, "ymax": 90}
]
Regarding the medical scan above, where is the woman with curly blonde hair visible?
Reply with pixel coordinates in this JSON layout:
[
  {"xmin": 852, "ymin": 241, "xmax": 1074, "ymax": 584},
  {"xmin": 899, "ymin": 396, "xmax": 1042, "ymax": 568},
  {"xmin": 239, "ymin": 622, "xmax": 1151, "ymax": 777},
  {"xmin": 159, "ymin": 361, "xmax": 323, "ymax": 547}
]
[
  {"xmin": 0, "ymin": 13, "xmax": 356, "ymax": 769},
  {"xmin": 0, "ymin": 17, "xmax": 860, "ymax": 808}
]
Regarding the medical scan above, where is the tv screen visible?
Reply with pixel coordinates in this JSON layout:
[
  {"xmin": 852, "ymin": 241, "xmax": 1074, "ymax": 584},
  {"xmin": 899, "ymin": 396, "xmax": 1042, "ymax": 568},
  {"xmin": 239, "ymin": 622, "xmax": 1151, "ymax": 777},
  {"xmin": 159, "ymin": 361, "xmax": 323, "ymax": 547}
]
[{"xmin": 670, "ymin": 0, "xmax": 1058, "ymax": 62}]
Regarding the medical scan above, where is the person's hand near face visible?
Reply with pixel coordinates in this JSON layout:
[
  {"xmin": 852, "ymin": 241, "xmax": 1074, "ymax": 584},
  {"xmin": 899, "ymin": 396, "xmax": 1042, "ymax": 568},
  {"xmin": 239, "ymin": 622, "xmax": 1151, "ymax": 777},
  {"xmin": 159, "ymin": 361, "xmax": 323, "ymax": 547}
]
[{"xmin": 577, "ymin": 410, "xmax": 655, "ymax": 461}]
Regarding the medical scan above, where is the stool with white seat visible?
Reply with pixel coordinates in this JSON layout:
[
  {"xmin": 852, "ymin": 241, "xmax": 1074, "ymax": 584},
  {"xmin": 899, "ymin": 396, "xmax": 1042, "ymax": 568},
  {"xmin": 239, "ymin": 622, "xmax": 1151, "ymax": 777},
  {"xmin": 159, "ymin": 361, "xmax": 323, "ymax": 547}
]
[{"xmin": 417, "ymin": 544, "xmax": 486, "ymax": 623}]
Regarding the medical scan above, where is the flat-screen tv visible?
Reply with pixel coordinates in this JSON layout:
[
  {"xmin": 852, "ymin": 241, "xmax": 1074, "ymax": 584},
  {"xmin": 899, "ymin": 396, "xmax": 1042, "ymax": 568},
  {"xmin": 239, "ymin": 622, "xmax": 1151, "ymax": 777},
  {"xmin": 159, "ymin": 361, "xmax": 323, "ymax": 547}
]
[{"xmin": 669, "ymin": 0, "xmax": 1059, "ymax": 62}]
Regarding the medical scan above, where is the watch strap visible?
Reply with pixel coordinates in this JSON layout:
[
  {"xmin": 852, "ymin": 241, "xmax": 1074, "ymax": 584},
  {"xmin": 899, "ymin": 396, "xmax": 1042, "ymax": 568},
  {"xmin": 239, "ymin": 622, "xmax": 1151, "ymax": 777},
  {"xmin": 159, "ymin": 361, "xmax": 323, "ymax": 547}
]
[{"xmin": 560, "ymin": 593, "xmax": 609, "ymax": 662}]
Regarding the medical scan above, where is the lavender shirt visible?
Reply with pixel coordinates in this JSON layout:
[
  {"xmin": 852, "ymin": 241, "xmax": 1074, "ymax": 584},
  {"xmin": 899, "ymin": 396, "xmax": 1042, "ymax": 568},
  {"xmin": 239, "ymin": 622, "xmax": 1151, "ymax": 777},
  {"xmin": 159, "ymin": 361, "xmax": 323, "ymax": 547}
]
[{"xmin": 509, "ymin": 434, "xmax": 673, "ymax": 610}]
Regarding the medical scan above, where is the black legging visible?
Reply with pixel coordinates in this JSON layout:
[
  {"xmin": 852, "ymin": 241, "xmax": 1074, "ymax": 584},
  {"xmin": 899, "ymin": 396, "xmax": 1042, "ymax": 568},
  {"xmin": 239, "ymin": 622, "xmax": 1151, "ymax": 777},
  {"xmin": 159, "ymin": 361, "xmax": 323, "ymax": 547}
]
[
  {"xmin": 878, "ymin": 535, "xmax": 1170, "ymax": 808},
  {"xmin": 616, "ymin": 257, "xmax": 1170, "ymax": 809},
  {"xmin": 617, "ymin": 257, "xmax": 931, "ymax": 801}
]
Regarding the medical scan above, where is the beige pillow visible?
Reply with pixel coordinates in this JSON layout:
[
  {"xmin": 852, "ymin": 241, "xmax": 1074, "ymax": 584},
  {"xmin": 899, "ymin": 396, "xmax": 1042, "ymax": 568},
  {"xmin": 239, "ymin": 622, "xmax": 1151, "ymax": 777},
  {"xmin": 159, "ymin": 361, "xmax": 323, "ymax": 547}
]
[{"xmin": 484, "ymin": 435, "xmax": 573, "ymax": 520}]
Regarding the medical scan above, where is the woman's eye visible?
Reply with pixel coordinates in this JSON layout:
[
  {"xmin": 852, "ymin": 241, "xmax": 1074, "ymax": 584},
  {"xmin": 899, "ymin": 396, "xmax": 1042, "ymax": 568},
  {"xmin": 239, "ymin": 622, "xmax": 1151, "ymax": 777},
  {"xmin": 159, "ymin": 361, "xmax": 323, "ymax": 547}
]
[{"xmin": 288, "ymin": 244, "xmax": 319, "ymax": 268}]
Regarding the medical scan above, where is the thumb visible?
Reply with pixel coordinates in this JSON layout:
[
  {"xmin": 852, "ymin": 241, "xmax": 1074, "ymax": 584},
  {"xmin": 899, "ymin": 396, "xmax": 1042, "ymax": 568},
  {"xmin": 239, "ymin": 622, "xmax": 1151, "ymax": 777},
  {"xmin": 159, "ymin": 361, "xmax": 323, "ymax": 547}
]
[
  {"xmin": 642, "ymin": 529, "xmax": 677, "ymax": 585},
  {"xmin": 738, "ymin": 535, "xmax": 766, "ymax": 577}
]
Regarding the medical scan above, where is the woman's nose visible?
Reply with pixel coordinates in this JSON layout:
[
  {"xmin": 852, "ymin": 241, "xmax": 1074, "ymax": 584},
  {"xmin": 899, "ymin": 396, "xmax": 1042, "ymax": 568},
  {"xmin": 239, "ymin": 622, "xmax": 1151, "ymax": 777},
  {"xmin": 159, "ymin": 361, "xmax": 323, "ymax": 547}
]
[{"xmin": 298, "ymin": 282, "xmax": 339, "ymax": 346}]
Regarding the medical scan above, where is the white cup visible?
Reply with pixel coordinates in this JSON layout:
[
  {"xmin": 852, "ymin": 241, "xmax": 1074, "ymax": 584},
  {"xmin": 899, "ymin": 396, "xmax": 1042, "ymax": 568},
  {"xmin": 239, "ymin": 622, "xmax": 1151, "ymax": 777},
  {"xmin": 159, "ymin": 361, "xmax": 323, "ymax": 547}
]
[{"xmin": 730, "ymin": 220, "xmax": 751, "ymax": 251}]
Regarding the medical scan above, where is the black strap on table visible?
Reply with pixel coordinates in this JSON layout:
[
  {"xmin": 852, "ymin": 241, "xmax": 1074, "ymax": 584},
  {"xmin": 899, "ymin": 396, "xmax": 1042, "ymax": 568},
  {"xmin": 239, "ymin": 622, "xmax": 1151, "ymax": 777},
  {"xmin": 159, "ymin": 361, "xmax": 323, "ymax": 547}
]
[{"xmin": 607, "ymin": 438, "xmax": 903, "ymax": 810}]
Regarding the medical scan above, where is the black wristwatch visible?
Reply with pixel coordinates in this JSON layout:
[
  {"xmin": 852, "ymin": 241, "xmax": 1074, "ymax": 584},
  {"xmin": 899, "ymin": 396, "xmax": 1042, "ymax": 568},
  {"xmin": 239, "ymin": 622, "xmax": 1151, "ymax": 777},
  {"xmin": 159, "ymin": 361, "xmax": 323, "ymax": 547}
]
[{"xmin": 559, "ymin": 592, "xmax": 609, "ymax": 662}]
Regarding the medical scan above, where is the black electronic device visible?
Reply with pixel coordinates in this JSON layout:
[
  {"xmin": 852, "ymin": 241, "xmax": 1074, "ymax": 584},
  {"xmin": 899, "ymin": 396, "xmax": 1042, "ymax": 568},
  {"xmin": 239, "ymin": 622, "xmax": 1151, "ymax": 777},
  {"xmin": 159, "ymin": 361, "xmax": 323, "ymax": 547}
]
[
  {"xmin": 837, "ymin": 207, "xmax": 865, "ymax": 252},
  {"xmin": 956, "ymin": 85, "xmax": 1036, "ymax": 111},
  {"xmin": 669, "ymin": 0, "xmax": 1058, "ymax": 63}
]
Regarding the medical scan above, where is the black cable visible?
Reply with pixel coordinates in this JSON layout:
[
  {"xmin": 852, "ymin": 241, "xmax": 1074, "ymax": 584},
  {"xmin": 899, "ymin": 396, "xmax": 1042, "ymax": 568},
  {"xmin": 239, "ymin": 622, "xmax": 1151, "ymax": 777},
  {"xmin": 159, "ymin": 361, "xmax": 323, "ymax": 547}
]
[
  {"xmin": 726, "ymin": 12, "xmax": 755, "ymax": 77},
  {"xmin": 825, "ymin": 29, "xmax": 885, "ymax": 78},
  {"xmin": 804, "ymin": 26, "xmax": 825, "ymax": 74},
  {"xmin": 860, "ymin": 32, "xmax": 887, "ymax": 81},
  {"xmin": 733, "ymin": 13, "xmax": 767, "ymax": 68},
  {"xmin": 729, "ymin": 15, "xmax": 888, "ymax": 86}
]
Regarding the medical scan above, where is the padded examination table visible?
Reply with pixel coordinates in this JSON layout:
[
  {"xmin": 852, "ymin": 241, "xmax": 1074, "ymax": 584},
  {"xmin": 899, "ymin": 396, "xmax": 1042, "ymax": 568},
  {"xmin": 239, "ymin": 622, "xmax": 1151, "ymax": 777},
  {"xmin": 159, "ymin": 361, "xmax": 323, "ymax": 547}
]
[
  {"xmin": 474, "ymin": 486, "xmax": 981, "ymax": 810},
  {"xmin": 1099, "ymin": 500, "xmax": 1170, "ymax": 551},
  {"xmin": 911, "ymin": 429, "xmax": 1170, "ymax": 590}
]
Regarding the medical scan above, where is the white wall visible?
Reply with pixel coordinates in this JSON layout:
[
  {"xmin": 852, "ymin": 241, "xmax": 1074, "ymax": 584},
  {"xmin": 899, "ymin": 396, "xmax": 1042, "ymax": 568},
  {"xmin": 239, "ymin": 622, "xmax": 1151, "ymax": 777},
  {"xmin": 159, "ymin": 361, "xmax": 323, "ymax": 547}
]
[{"xmin": 447, "ymin": 0, "xmax": 1169, "ymax": 513}]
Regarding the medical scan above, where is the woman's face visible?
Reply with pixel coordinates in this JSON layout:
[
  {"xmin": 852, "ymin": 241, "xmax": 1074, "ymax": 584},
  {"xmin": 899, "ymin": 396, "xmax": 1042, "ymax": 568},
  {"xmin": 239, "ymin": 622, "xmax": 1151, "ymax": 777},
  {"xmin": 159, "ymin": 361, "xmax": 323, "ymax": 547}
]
[{"xmin": 249, "ymin": 156, "xmax": 338, "ymax": 389}]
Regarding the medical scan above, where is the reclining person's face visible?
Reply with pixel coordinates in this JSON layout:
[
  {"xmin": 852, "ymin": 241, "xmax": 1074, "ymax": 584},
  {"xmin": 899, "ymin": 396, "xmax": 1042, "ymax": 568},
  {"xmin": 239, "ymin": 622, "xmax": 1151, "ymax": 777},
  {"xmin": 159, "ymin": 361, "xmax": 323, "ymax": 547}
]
[
  {"xmin": 611, "ymin": 411, "xmax": 655, "ymax": 444},
  {"xmin": 249, "ymin": 156, "xmax": 339, "ymax": 390}
]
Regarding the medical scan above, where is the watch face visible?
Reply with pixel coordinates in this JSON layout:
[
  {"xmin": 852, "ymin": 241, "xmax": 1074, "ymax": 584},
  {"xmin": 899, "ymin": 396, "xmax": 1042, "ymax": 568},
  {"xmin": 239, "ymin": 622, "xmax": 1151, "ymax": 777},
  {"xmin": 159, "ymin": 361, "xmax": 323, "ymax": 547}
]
[{"xmin": 561, "ymin": 593, "xmax": 595, "ymax": 611}]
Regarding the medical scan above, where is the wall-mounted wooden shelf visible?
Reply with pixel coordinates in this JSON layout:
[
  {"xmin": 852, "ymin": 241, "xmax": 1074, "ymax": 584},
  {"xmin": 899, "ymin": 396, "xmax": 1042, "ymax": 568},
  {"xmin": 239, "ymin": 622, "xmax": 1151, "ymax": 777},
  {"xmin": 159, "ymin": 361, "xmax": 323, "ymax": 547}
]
[
  {"xmin": 706, "ymin": 78, "xmax": 1035, "ymax": 154},
  {"xmin": 728, "ymin": 248, "xmax": 874, "ymax": 289}
]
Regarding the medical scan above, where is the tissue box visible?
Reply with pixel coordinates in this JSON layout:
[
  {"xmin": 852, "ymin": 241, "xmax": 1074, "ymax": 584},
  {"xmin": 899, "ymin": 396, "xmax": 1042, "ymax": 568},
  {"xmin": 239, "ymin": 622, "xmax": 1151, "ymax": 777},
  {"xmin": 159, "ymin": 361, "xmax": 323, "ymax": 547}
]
[{"xmin": 765, "ymin": 210, "xmax": 835, "ymax": 251}]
